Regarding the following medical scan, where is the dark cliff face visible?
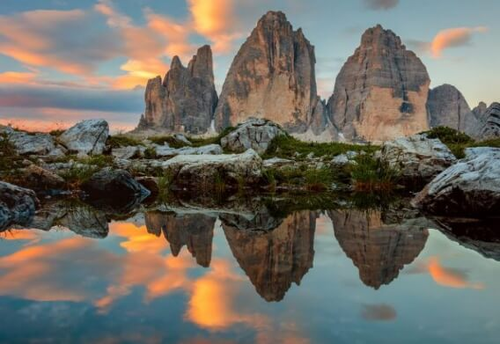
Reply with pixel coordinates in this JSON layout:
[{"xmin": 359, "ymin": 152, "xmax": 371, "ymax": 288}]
[
  {"xmin": 145, "ymin": 211, "xmax": 216, "ymax": 268},
  {"xmin": 214, "ymin": 11, "xmax": 318, "ymax": 133},
  {"xmin": 222, "ymin": 210, "xmax": 317, "ymax": 302},
  {"xmin": 141, "ymin": 45, "xmax": 218, "ymax": 135},
  {"xmin": 328, "ymin": 209, "xmax": 428, "ymax": 289},
  {"xmin": 328, "ymin": 25, "xmax": 431, "ymax": 142}
]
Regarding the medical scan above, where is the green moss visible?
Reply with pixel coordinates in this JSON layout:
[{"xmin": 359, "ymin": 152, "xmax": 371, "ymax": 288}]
[
  {"xmin": 107, "ymin": 135, "xmax": 143, "ymax": 149},
  {"xmin": 263, "ymin": 135, "xmax": 379, "ymax": 160}
]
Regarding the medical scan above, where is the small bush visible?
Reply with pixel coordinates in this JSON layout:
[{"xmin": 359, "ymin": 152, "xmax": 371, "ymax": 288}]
[
  {"xmin": 144, "ymin": 147, "xmax": 157, "ymax": 159},
  {"xmin": 351, "ymin": 155, "xmax": 399, "ymax": 192},
  {"xmin": 423, "ymin": 126, "xmax": 474, "ymax": 145}
]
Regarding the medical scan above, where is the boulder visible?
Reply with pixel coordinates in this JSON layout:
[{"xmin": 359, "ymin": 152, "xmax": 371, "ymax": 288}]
[
  {"xmin": 220, "ymin": 118, "xmax": 287, "ymax": 154},
  {"xmin": 59, "ymin": 119, "xmax": 109, "ymax": 155},
  {"xmin": 328, "ymin": 25, "xmax": 430, "ymax": 142},
  {"xmin": 21, "ymin": 164, "xmax": 66, "ymax": 191},
  {"xmin": 381, "ymin": 134, "xmax": 457, "ymax": 185},
  {"xmin": 215, "ymin": 11, "xmax": 317, "ymax": 133},
  {"xmin": 0, "ymin": 181, "xmax": 39, "ymax": 231},
  {"xmin": 413, "ymin": 148, "xmax": 500, "ymax": 217},
  {"xmin": 82, "ymin": 168, "xmax": 150, "ymax": 201},
  {"xmin": 161, "ymin": 149, "xmax": 263, "ymax": 190},
  {"xmin": 139, "ymin": 45, "xmax": 218, "ymax": 134},
  {"xmin": 112, "ymin": 146, "xmax": 145, "ymax": 160},
  {"xmin": 0, "ymin": 126, "xmax": 56, "ymax": 156},
  {"xmin": 154, "ymin": 144, "xmax": 223, "ymax": 158}
]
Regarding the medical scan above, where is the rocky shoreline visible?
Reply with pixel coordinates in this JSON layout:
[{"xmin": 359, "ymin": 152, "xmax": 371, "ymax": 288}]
[{"xmin": 1, "ymin": 118, "xmax": 499, "ymax": 233}]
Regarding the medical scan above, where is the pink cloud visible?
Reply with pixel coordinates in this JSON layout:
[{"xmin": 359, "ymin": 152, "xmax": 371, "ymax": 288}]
[{"xmin": 431, "ymin": 27, "xmax": 488, "ymax": 58}]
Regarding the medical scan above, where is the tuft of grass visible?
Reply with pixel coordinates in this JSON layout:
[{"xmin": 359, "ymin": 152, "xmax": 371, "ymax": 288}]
[
  {"xmin": 0, "ymin": 132, "xmax": 22, "ymax": 176},
  {"xmin": 188, "ymin": 126, "xmax": 236, "ymax": 148},
  {"xmin": 59, "ymin": 165, "xmax": 99, "ymax": 189},
  {"xmin": 150, "ymin": 136, "xmax": 188, "ymax": 149},
  {"xmin": 351, "ymin": 155, "xmax": 399, "ymax": 192},
  {"xmin": 263, "ymin": 135, "xmax": 379, "ymax": 160},
  {"xmin": 144, "ymin": 147, "xmax": 157, "ymax": 159},
  {"xmin": 262, "ymin": 165, "xmax": 340, "ymax": 191},
  {"xmin": 156, "ymin": 171, "xmax": 174, "ymax": 203},
  {"xmin": 107, "ymin": 135, "xmax": 143, "ymax": 149}
]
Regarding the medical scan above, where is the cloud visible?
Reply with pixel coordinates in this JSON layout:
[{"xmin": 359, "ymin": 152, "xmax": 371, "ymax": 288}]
[
  {"xmin": 430, "ymin": 27, "xmax": 488, "ymax": 58},
  {"xmin": 363, "ymin": 0, "xmax": 399, "ymax": 10},
  {"xmin": 361, "ymin": 304, "xmax": 397, "ymax": 321},
  {"xmin": 0, "ymin": 9, "xmax": 122, "ymax": 75},
  {"xmin": 188, "ymin": 0, "xmax": 242, "ymax": 53},
  {"xmin": 427, "ymin": 257, "xmax": 485, "ymax": 290}
]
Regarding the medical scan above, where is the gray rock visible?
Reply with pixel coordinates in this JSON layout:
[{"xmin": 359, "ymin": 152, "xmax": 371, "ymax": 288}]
[
  {"xmin": 472, "ymin": 102, "xmax": 500, "ymax": 139},
  {"xmin": 220, "ymin": 118, "xmax": 287, "ymax": 154},
  {"xmin": 0, "ymin": 126, "xmax": 56, "ymax": 155},
  {"xmin": 332, "ymin": 154, "xmax": 350, "ymax": 166},
  {"xmin": 0, "ymin": 181, "xmax": 39, "ymax": 231},
  {"xmin": 215, "ymin": 11, "xmax": 317, "ymax": 133},
  {"xmin": 413, "ymin": 147, "xmax": 500, "ymax": 217},
  {"xmin": 173, "ymin": 133, "xmax": 192, "ymax": 146},
  {"xmin": 328, "ymin": 25, "xmax": 430, "ymax": 142},
  {"xmin": 21, "ymin": 164, "xmax": 66, "ymax": 191},
  {"xmin": 82, "ymin": 168, "xmax": 151, "ymax": 200},
  {"xmin": 59, "ymin": 119, "xmax": 109, "ymax": 155},
  {"xmin": 161, "ymin": 149, "xmax": 263, "ymax": 190},
  {"xmin": 112, "ymin": 146, "xmax": 145, "ymax": 160},
  {"xmin": 381, "ymin": 134, "xmax": 457, "ymax": 185},
  {"xmin": 154, "ymin": 144, "xmax": 223, "ymax": 158},
  {"xmin": 427, "ymin": 84, "xmax": 477, "ymax": 133},
  {"xmin": 263, "ymin": 157, "xmax": 295, "ymax": 169},
  {"xmin": 139, "ymin": 45, "xmax": 218, "ymax": 135}
]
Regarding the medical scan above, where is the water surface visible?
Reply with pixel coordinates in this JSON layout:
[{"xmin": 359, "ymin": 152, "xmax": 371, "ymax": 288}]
[{"xmin": 1, "ymin": 199, "xmax": 499, "ymax": 343}]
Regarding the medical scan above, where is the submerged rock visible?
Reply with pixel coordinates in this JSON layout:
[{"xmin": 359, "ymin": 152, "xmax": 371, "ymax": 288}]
[
  {"xmin": 381, "ymin": 134, "xmax": 457, "ymax": 186},
  {"xmin": 328, "ymin": 25, "xmax": 430, "ymax": 142},
  {"xmin": 160, "ymin": 149, "xmax": 263, "ymax": 190},
  {"xmin": 220, "ymin": 118, "xmax": 287, "ymax": 154},
  {"xmin": 0, "ymin": 181, "xmax": 39, "ymax": 231},
  {"xmin": 59, "ymin": 119, "xmax": 109, "ymax": 155},
  {"xmin": 413, "ymin": 147, "xmax": 500, "ymax": 217},
  {"xmin": 215, "ymin": 11, "xmax": 317, "ymax": 133}
]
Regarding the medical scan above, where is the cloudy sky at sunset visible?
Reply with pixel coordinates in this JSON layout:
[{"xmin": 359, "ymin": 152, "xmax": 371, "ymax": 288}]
[{"xmin": 0, "ymin": 0, "xmax": 498, "ymax": 131}]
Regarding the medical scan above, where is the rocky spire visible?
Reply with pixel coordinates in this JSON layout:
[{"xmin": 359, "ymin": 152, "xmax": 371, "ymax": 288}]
[
  {"xmin": 472, "ymin": 102, "xmax": 500, "ymax": 139},
  {"xmin": 328, "ymin": 25, "xmax": 431, "ymax": 142},
  {"xmin": 427, "ymin": 84, "xmax": 478, "ymax": 133},
  {"xmin": 214, "ymin": 11, "xmax": 317, "ymax": 133},
  {"xmin": 140, "ymin": 45, "xmax": 218, "ymax": 134}
]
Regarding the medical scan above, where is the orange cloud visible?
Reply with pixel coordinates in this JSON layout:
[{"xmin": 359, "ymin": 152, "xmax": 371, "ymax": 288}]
[
  {"xmin": 431, "ymin": 27, "xmax": 488, "ymax": 58},
  {"xmin": 427, "ymin": 257, "xmax": 484, "ymax": 290},
  {"xmin": 0, "ymin": 71, "xmax": 37, "ymax": 84},
  {"xmin": 188, "ymin": 0, "xmax": 241, "ymax": 53}
]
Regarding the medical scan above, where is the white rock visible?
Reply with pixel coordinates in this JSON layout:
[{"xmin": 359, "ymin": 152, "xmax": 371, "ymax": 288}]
[
  {"xmin": 413, "ymin": 147, "xmax": 500, "ymax": 217},
  {"xmin": 59, "ymin": 119, "xmax": 109, "ymax": 155}
]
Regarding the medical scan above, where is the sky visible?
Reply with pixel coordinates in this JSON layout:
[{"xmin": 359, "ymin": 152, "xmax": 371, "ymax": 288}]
[{"xmin": 0, "ymin": 0, "xmax": 498, "ymax": 132}]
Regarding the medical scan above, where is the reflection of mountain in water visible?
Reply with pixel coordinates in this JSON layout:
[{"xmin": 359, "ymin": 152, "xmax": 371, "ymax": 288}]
[
  {"xmin": 222, "ymin": 210, "xmax": 317, "ymax": 302},
  {"xmin": 329, "ymin": 210, "xmax": 429, "ymax": 289},
  {"xmin": 145, "ymin": 211, "xmax": 216, "ymax": 267}
]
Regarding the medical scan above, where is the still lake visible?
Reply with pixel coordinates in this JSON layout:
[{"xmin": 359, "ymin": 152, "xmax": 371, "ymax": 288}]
[{"xmin": 0, "ymin": 197, "xmax": 499, "ymax": 344}]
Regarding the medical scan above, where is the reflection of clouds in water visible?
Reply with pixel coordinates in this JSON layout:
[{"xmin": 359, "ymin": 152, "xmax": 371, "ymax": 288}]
[
  {"xmin": 404, "ymin": 256, "xmax": 485, "ymax": 290},
  {"xmin": 361, "ymin": 304, "xmax": 397, "ymax": 321},
  {"xmin": 0, "ymin": 222, "xmax": 310, "ymax": 342}
]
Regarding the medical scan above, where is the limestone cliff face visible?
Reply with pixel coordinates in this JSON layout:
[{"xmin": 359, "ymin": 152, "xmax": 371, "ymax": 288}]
[
  {"xmin": 328, "ymin": 25, "xmax": 431, "ymax": 142},
  {"xmin": 145, "ymin": 211, "xmax": 216, "ymax": 267},
  {"xmin": 222, "ymin": 211, "xmax": 317, "ymax": 302},
  {"xmin": 472, "ymin": 102, "xmax": 500, "ymax": 139},
  {"xmin": 328, "ymin": 210, "xmax": 428, "ymax": 289},
  {"xmin": 215, "ymin": 11, "xmax": 317, "ymax": 133},
  {"xmin": 140, "ymin": 45, "xmax": 218, "ymax": 134},
  {"xmin": 427, "ymin": 84, "xmax": 478, "ymax": 132}
]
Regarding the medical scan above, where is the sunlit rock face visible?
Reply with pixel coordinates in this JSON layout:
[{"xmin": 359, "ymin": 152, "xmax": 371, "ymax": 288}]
[
  {"xmin": 215, "ymin": 11, "xmax": 317, "ymax": 133},
  {"xmin": 222, "ymin": 211, "xmax": 317, "ymax": 302},
  {"xmin": 139, "ymin": 45, "xmax": 218, "ymax": 135},
  {"xmin": 427, "ymin": 84, "xmax": 478, "ymax": 133},
  {"xmin": 328, "ymin": 210, "xmax": 429, "ymax": 289},
  {"xmin": 328, "ymin": 25, "xmax": 430, "ymax": 143},
  {"xmin": 145, "ymin": 212, "xmax": 216, "ymax": 267}
]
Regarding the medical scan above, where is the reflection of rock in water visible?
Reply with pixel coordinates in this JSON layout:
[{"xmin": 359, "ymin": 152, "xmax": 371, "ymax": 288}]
[
  {"xmin": 329, "ymin": 210, "xmax": 428, "ymax": 289},
  {"xmin": 434, "ymin": 217, "xmax": 500, "ymax": 261},
  {"xmin": 145, "ymin": 212, "xmax": 216, "ymax": 267},
  {"xmin": 30, "ymin": 201, "xmax": 109, "ymax": 238},
  {"xmin": 223, "ymin": 211, "xmax": 317, "ymax": 302}
]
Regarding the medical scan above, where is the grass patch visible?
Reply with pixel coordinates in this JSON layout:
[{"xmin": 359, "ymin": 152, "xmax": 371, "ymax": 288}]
[
  {"xmin": 351, "ymin": 155, "xmax": 399, "ymax": 192},
  {"xmin": 188, "ymin": 126, "xmax": 236, "ymax": 148},
  {"xmin": 263, "ymin": 135, "xmax": 379, "ymax": 160},
  {"xmin": 263, "ymin": 165, "xmax": 341, "ymax": 191},
  {"xmin": 107, "ymin": 135, "xmax": 144, "ymax": 149}
]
